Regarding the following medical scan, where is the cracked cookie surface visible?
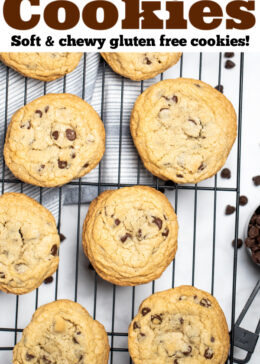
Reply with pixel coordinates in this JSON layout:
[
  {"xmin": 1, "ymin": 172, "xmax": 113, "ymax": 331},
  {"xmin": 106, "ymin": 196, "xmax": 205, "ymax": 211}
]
[
  {"xmin": 131, "ymin": 78, "xmax": 237, "ymax": 184},
  {"xmin": 4, "ymin": 93, "xmax": 105, "ymax": 187},
  {"xmin": 0, "ymin": 52, "xmax": 82, "ymax": 81},
  {"xmin": 13, "ymin": 299, "xmax": 110, "ymax": 364},
  {"xmin": 82, "ymin": 186, "xmax": 178, "ymax": 286},
  {"xmin": 0, "ymin": 193, "xmax": 60, "ymax": 295},
  {"xmin": 129, "ymin": 286, "xmax": 230, "ymax": 364},
  {"xmin": 101, "ymin": 53, "xmax": 182, "ymax": 81}
]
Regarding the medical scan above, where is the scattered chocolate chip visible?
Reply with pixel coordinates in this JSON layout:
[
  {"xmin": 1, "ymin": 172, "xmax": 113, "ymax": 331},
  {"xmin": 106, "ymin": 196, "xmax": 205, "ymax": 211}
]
[
  {"xmin": 221, "ymin": 168, "xmax": 231, "ymax": 179},
  {"xmin": 144, "ymin": 57, "xmax": 152, "ymax": 65},
  {"xmin": 73, "ymin": 337, "xmax": 79, "ymax": 344},
  {"xmin": 204, "ymin": 348, "xmax": 214, "ymax": 359},
  {"xmin": 71, "ymin": 153, "xmax": 76, "ymax": 159},
  {"xmin": 44, "ymin": 276, "xmax": 54, "ymax": 284},
  {"xmin": 225, "ymin": 205, "xmax": 236, "ymax": 215},
  {"xmin": 66, "ymin": 129, "xmax": 76, "ymax": 141},
  {"xmin": 42, "ymin": 356, "xmax": 51, "ymax": 364},
  {"xmin": 120, "ymin": 233, "xmax": 132, "ymax": 243},
  {"xmin": 51, "ymin": 245, "xmax": 58, "ymax": 256},
  {"xmin": 225, "ymin": 60, "xmax": 236, "ymax": 69},
  {"xmin": 141, "ymin": 307, "xmax": 151, "ymax": 316},
  {"xmin": 179, "ymin": 317, "xmax": 184, "ymax": 324},
  {"xmin": 198, "ymin": 163, "xmax": 206, "ymax": 171},
  {"xmin": 200, "ymin": 298, "xmax": 212, "ymax": 308},
  {"xmin": 151, "ymin": 314, "xmax": 162, "ymax": 324},
  {"xmin": 133, "ymin": 322, "xmax": 140, "ymax": 330},
  {"xmin": 248, "ymin": 226, "xmax": 259, "ymax": 239},
  {"xmin": 58, "ymin": 160, "xmax": 67, "ymax": 169},
  {"xmin": 194, "ymin": 295, "xmax": 198, "ymax": 299},
  {"xmin": 253, "ymin": 176, "xmax": 260, "ymax": 186},
  {"xmin": 137, "ymin": 229, "xmax": 142, "ymax": 239},
  {"xmin": 232, "ymin": 239, "xmax": 243, "ymax": 249},
  {"xmin": 115, "ymin": 218, "xmax": 121, "ymax": 226},
  {"xmin": 40, "ymin": 164, "xmax": 45, "ymax": 170},
  {"xmin": 211, "ymin": 336, "xmax": 215, "ymax": 342},
  {"xmin": 52, "ymin": 131, "xmax": 59, "ymax": 140},
  {"xmin": 215, "ymin": 85, "xmax": 224, "ymax": 93},
  {"xmin": 162, "ymin": 228, "xmax": 169, "ymax": 237},
  {"xmin": 35, "ymin": 110, "xmax": 43, "ymax": 117},
  {"xmin": 195, "ymin": 84, "xmax": 201, "ymax": 88},
  {"xmin": 140, "ymin": 332, "xmax": 146, "ymax": 337},
  {"xmin": 183, "ymin": 346, "xmax": 192, "ymax": 356},
  {"xmin": 45, "ymin": 106, "xmax": 49, "ymax": 113},
  {"xmin": 77, "ymin": 331, "xmax": 81, "ymax": 335},
  {"xmin": 83, "ymin": 162, "xmax": 89, "ymax": 168},
  {"xmin": 225, "ymin": 52, "xmax": 235, "ymax": 58},
  {"xmin": 177, "ymin": 174, "xmax": 183, "ymax": 178},
  {"xmin": 174, "ymin": 360, "xmax": 179, "ymax": 364},
  {"xmin": 59, "ymin": 233, "xmax": 66, "ymax": 242},
  {"xmin": 26, "ymin": 353, "xmax": 35, "ymax": 361},
  {"xmin": 239, "ymin": 195, "xmax": 248, "ymax": 206},
  {"xmin": 152, "ymin": 216, "xmax": 162, "ymax": 230},
  {"xmin": 78, "ymin": 355, "xmax": 83, "ymax": 362},
  {"xmin": 0, "ymin": 272, "xmax": 5, "ymax": 279}
]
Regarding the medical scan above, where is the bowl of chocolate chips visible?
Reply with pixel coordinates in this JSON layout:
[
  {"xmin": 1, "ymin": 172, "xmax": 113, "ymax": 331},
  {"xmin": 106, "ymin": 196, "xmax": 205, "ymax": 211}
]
[{"xmin": 245, "ymin": 205, "xmax": 260, "ymax": 267}]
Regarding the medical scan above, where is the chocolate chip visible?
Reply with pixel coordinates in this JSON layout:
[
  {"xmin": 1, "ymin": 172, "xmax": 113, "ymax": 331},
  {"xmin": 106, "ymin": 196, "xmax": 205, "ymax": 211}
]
[
  {"xmin": 72, "ymin": 153, "xmax": 76, "ymax": 159},
  {"xmin": 141, "ymin": 307, "xmax": 151, "ymax": 316},
  {"xmin": 79, "ymin": 355, "xmax": 83, "ymax": 362},
  {"xmin": 253, "ymin": 176, "xmax": 260, "ymax": 186},
  {"xmin": 77, "ymin": 331, "xmax": 81, "ymax": 335},
  {"xmin": 52, "ymin": 131, "xmax": 59, "ymax": 140},
  {"xmin": 45, "ymin": 106, "xmax": 49, "ymax": 113},
  {"xmin": 0, "ymin": 272, "xmax": 5, "ymax": 279},
  {"xmin": 83, "ymin": 162, "xmax": 89, "ymax": 168},
  {"xmin": 252, "ymin": 250, "xmax": 260, "ymax": 263},
  {"xmin": 35, "ymin": 110, "xmax": 43, "ymax": 117},
  {"xmin": 120, "ymin": 233, "xmax": 132, "ymax": 243},
  {"xmin": 42, "ymin": 356, "xmax": 51, "ymax": 364},
  {"xmin": 179, "ymin": 317, "xmax": 184, "ymax": 324},
  {"xmin": 172, "ymin": 95, "xmax": 178, "ymax": 103},
  {"xmin": 232, "ymin": 239, "xmax": 243, "ymax": 249},
  {"xmin": 188, "ymin": 118, "xmax": 197, "ymax": 125},
  {"xmin": 245, "ymin": 238, "xmax": 256, "ymax": 248},
  {"xmin": 151, "ymin": 314, "xmax": 162, "ymax": 324},
  {"xmin": 59, "ymin": 233, "xmax": 66, "ymax": 242},
  {"xmin": 26, "ymin": 353, "xmax": 35, "ymax": 361},
  {"xmin": 40, "ymin": 164, "xmax": 45, "ymax": 170},
  {"xmin": 177, "ymin": 174, "xmax": 183, "ymax": 178},
  {"xmin": 225, "ymin": 205, "xmax": 236, "ymax": 215},
  {"xmin": 183, "ymin": 346, "xmax": 192, "ymax": 356},
  {"xmin": 211, "ymin": 336, "xmax": 215, "ymax": 342},
  {"xmin": 174, "ymin": 360, "xmax": 179, "ymax": 364},
  {"xmin": 195, "ymin": 84, "xmax": 201, "ymax": 88},
  {"xmin": 194, "ymin": 295, "xmax": 198, "ymax": 299},
  {"xmin": 133, "ymin": 322, "xmax": 140, "ymax": 330},
  {"xmin": 140, "ymin": 332, "xmax": 146, "ymax": 337},
  {"xmin": 144, "ymin": 57, "xmax": 152, "ymax": 65},
  {"xmin": 215, "ymin": 85, "xmax": 224, "ymax": 93},
  {"xmin": 66, "ymin": 129, "xmax": 76, "ymax": 141},
  {"xmin": 204, "ymin": 348, "xmax": 214, "ymax": 359},
  {"xmin": 249, "ymin": 226, "xmax": 259, "ymax": 239},
  {"xmin": 239, "ymin": 195, "xmax": 248, "ymax": 206},
  {"xmin": 73, "ymin": 337, "xmax": 79, "ymax": 344},
  {"xmin": 58, "ymin": 160, "xmax": 67, "ymax": 169},
  {"xmin": 51, "ymin": 245, "xmax": 58, "ymax": 256},
  {"xmin": 198, "ymin": 163, "xmax": 206, "ymax": 171},
  {"xmin": 115, "ymin": 219, "xmax": 121, "ymax": 226},
  {"xmin": 152, "ymin": 216, "xmax": 162, "ymax": 230},
  {"xmin": 44, "ymin": 276, "xmax": 54, "ymax": 284},
  {"xmin": 162, "ymin": 228, "xmax": 169, "ymax": 237},
  {"xmin": 200, "ymin": 298, "xmax": 212, "ymax": 307},
  {"xmin": 137, "ymin": 229, "xmax": 142, "ymax": 239},
  {"xmin": 225, "ymin": 52, "xmax": 235, "ymax": 58},
  {"xmin": 221, "ymin": 168, "xmax": 231, "ymax": 179},
  {"xmin": 225, "ymin": 60, "xmax": 236, "ymax": 69},
  {"xmin": 162, "ymin": 95, "xmax": 178, "ymax": 103}
]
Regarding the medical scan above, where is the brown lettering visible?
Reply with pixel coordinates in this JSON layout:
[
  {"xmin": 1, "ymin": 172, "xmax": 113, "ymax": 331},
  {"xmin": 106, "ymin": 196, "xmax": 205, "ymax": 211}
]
[
  {"xmin": 166, "ymin": 1, "xmax": 187, "ymax": 29},
  {"xmin": 122, "ymin": 0, "xmax": 163, "ymax": 29},
  {"xmin": 44, "ymin": 1, "xmax": 79, "ymax": 30},
  {"xmin": 82, "ymin": 1, "xmax": 118, "ymax": 30},
  {"xmin": 226, "ymin": 0, "xmax": 255, "ymax": 29},
  {"xmin": 189, "ymin": 1, "xmax": 223, "ymax": 30},
  {"xmin": 4, "ymin": 0, "xmax": 40, "ymax": 30}
]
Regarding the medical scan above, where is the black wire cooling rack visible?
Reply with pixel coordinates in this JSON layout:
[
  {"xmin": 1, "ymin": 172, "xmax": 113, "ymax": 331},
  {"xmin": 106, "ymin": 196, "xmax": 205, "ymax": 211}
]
[{"xmin": 0, "ymin": 52, "xmax": 258, "ymax": 364}]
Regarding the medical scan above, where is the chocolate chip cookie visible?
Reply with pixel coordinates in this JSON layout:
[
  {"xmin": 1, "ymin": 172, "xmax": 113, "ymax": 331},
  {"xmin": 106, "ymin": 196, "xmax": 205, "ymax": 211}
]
[
  {"xmin": 0, "ymin": 193, "xmax": 60, "ymax": 295},
  {"xmin": 129, "ymin": 285, "xmax": 230, "ymax": 364},
  {"xmin": 101, "ymin": 53, "xmax": 182, "ymax": 81},
  {"xmin": 82, "ymin": 186, "xmax": 178, "ymax": 286},
  {"xmin": 4, "ymin": 93, "xmax": 105, "ymax": 187},
  {"xmin": 13, "ymin": 299, "xmax": 110, "ymax": 364},
  {"xmin": 0, "ymin": 52, "xmax": 82, "ymax": 81},
  {"xmin": 131, "ymin": 78, "xmax": 237, "ymax": 184}
]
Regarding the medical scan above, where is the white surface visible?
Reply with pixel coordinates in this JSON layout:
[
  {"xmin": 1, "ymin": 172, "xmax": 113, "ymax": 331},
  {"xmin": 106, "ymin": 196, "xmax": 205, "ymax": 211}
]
[{"xmin": 0, "ymin": 53, "xmax": 259, "ymax": 363}]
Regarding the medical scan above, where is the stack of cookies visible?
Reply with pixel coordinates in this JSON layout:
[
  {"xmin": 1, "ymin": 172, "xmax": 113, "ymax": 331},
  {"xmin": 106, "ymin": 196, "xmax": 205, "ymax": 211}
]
[{"xmin": 0, "ymin": 52, "xmax": 236, "ymax": 364}]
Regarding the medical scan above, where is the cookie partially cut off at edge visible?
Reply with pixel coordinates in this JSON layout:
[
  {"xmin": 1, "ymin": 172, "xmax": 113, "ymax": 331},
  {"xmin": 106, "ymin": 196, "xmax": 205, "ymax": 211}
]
[
  {"xmin": 101, "ymin": 52, "xmax": 182, "ymax": 81},
  {"xmin": 131, "ymin": 78, "xmax": 237, "ymax": 184},
  {"xmin": 0, "ymin": 193, "xmax": 60, "ymax": 295},
  {"xmin": 129, "ymin": 285, "xmax": 230, "ymax": 364},
  {"xmin": 13, "ymin": 299, "xmax": 110, "ymax": 364},
  {"xmin": 83, "ymin": 186, "xmax": 178, "ymax": 286},
  {"xmin": 0, "ymin": 52, "xmax": 83, "ymax": 81},
  {"xmin": 4, "ymin": 93, "xmax": 105, "ymax": 187}
]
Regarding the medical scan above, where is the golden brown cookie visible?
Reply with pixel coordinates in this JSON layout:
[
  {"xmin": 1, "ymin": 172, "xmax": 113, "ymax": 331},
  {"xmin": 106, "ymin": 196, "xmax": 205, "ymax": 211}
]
[
  {"xmin": 4, "ymin": 93, "xmax": 105, "ymax": 187},
  {"xmin": 82, "ymin": 186, "xmax": 178, "ymax": 286},
  {"xmin": 131, "ymin": 78, "xmax": 237, "ymax": 184},
  {"xmin": 0, "ymin": 52, "xmax": 82, "ymax": 81},
  {"xmin": 101, "ymin": 52, "xmax": 182, "ymax": 81},
  {"xmin": 129, "ymin": 286, "xmax": 230, "ymax": 364},
  {"xmin": 13, "ymin": 299, "xmax": 110, "ymax": 364},
  {"xmin": 0, "ymin": 193, "xmax": 60, "ymax": 295}
]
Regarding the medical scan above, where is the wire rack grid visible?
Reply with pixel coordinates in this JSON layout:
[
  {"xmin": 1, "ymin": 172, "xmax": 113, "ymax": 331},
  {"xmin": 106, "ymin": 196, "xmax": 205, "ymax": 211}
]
[{"xmin": 0, "ymin": 52, "xmax": 248, "ymax": 363}]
